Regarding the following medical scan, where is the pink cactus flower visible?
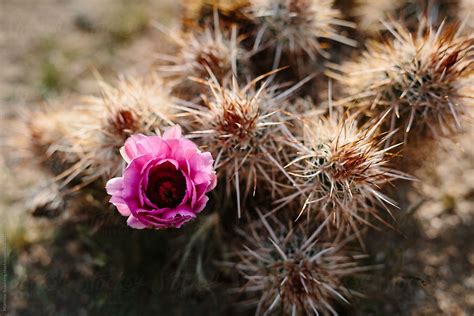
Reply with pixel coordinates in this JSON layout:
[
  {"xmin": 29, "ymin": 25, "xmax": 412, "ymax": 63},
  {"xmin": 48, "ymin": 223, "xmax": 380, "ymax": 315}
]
[{"xmin": 106, "ymin": 125, "xmax": 217, "ymax": 229}]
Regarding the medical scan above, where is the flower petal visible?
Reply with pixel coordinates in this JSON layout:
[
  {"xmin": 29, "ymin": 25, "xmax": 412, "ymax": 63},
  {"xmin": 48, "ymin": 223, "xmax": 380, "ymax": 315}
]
[
  {"xmin": 208, "ymin": 173, "xmax": 217, "ymax": 191},
  {"xmin": 136, "ymin": 136, "xmax": 170, "ymax": 158},
  {"xmin": 140, "ymin": 158, "xmax": 184, "ymax": 209},
  {"xmin": 106, "ymin": 177, "xmax": 124, "ymax": 196},
  {"xmin": 109, "ymin": 196, "xmax": 131, "ymax": 216},
  {"xmin": 162, "ymin": 206, "xmax": 196, "ymax": 219},
  {"xmin": 120, "ymin": 134, "xmax": 147, "ymax": 163},
  {"xmin": 192, "ymin": 171, "xmax": 211, "ymax": 185},
  {"xmin": 194, "ymin": 196, "xmax": 209, "ymax": 213},
  {"xmin": 122, "ymin": 154, "xmax": 154, "ymax": 212},
  {"xmin": 127, "ymin": 215, "xmax": 148, "ymax": 229},
  {"xmin": 163, "ymin": 125, "xmax": 182, "ymax": 140}
]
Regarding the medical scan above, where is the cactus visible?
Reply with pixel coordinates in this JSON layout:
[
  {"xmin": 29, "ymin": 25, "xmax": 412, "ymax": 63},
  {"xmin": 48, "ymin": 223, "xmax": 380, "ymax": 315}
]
[{"xmin": 6, "ymin": 2, "xmax": 473, "ymax": 315}]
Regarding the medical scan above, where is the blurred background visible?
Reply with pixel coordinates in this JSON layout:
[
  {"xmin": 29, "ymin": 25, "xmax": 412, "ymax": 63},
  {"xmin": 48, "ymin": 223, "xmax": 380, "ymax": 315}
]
[{"xmin": 0, "ymin": 0, "xmax": 473, "ymax": 315}]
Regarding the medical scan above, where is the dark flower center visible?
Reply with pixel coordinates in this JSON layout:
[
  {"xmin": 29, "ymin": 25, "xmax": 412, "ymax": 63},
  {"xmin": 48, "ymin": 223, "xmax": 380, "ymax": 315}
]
[{"xmin": 146, "ymin": 161, "xmax": 186, "ymax": 208}]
